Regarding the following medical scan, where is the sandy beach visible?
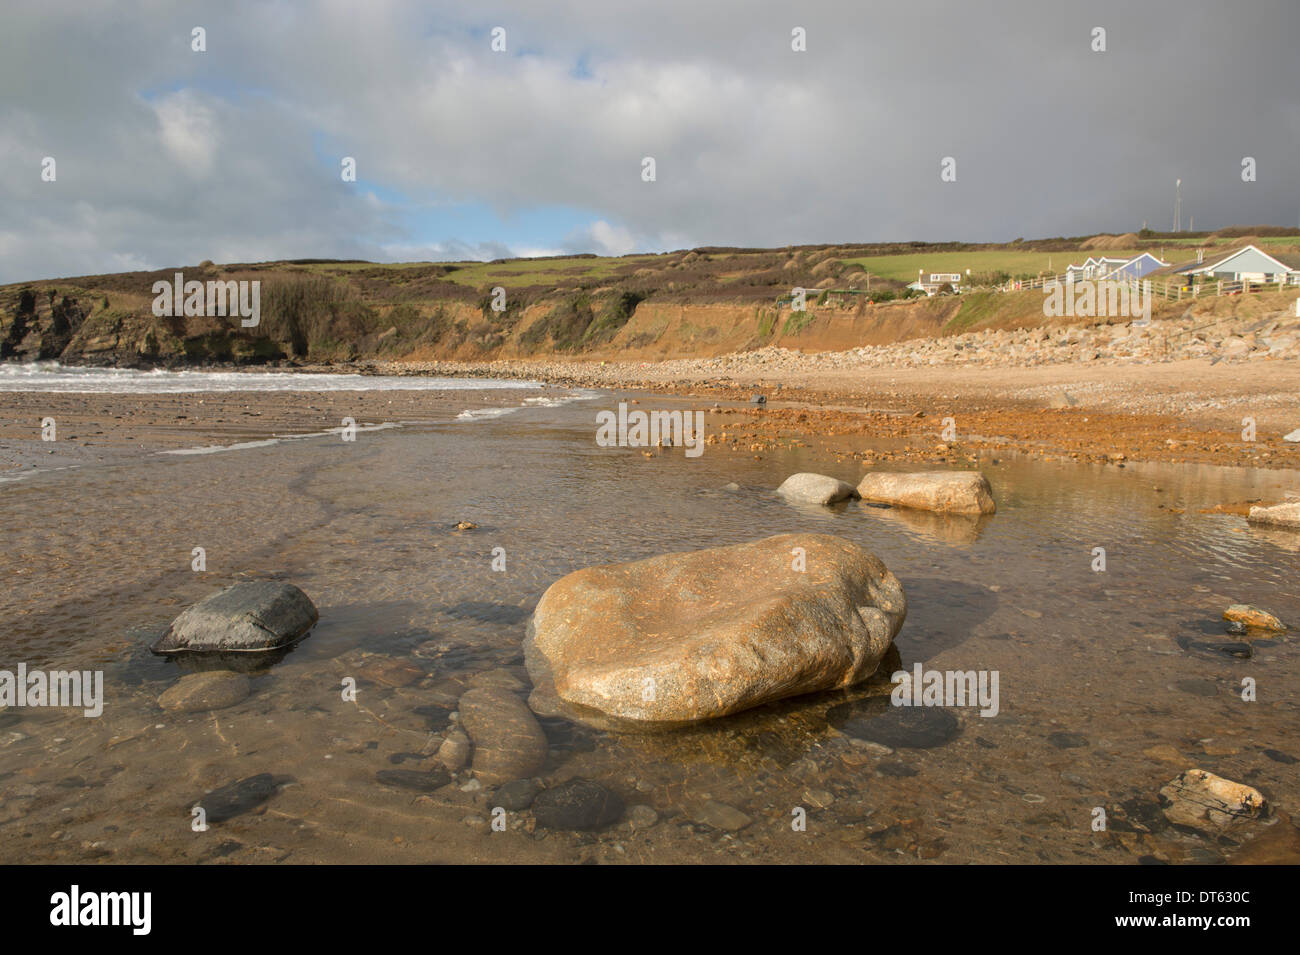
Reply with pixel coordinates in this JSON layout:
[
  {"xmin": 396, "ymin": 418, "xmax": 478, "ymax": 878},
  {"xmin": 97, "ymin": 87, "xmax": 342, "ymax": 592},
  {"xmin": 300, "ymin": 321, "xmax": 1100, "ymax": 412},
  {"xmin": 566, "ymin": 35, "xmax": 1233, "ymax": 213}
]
[{"xmin": 368, "ymin": 352, "xmax": 1300, "ymax": 474}]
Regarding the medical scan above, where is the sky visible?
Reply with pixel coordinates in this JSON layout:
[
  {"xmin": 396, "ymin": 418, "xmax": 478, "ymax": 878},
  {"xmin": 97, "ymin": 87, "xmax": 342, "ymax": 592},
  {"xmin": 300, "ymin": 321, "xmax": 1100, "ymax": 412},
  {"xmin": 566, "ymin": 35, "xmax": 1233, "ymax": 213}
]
[{"xmin": 2, "ymin": 0, "xmax": 1298, "ymax": 283}]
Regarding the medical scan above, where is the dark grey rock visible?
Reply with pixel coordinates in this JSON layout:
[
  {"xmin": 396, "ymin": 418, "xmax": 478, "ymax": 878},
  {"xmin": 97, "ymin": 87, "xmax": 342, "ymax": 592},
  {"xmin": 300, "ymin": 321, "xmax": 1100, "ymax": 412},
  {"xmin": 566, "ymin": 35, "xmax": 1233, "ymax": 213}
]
[
  {"xmin": 828, "ymin": 699, "xmax": 960, "ymax": 749},
  {"xmin": 199, "ymin": 773, "xmax": 282, "ymax": 823},
  {"xmin": 152, "ymin": 582, "xmax": 318, "ymax": 654},
  {"xmin": 878, "ymin": 761, "xmax": 919, "ymax": 777},
  {"xmin": 532, "ymin": 778, "xmax": 624, "ymax": 830},
  {"xmin": 1047, "ymin": 731, "xmax": 1089, "ymax": 749},
  {"xmin": 494, "ymin": 778, "xmax": 540, "ymax": 811},
  {"xmin": 375, "ymin": 768, "xmax": 451, "ymax": 793}
]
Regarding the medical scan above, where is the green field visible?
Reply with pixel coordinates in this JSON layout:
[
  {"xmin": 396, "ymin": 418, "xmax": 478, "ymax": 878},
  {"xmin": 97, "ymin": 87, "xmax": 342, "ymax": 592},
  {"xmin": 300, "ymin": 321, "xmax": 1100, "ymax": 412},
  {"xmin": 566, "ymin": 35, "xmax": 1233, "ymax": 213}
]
[
  {"xmin": 840, "ymin": 249, "xmax": 1145, "ymax": 282},
  {"xmin": 841, "ymin": 236, "xmax": 1300, "ymax": 283},
  {"xmin": 439, "ymin": 254, "xmax": 658, "ymax": 288}
]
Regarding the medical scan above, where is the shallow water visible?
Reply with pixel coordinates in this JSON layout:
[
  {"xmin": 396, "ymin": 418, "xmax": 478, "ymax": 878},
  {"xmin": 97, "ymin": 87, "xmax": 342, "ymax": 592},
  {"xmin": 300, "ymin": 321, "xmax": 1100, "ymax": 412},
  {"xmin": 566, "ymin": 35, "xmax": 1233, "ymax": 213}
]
[
  {"xmin": 1, "ymin": 389, "xmax": 1297, "ymax": 864},
  {"xmin": 0, "ymin": 361, "xmax": 545, "ymax": 394}
]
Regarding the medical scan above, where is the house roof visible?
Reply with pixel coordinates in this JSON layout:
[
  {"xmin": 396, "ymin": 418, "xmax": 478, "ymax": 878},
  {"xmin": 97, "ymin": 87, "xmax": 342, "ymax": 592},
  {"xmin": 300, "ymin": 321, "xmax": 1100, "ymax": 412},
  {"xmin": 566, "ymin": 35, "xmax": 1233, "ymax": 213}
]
[
  {"xmin": 1189, "ymin": 244, "xmax": 1300, "ymax": 274},
  {"xmin": 1068, "ymin": 252, "xmax": 1169, "ymax": 275},
  {"xmin": 1147, "ymin": 245, "xmax": 1300, "ymax": 276}
]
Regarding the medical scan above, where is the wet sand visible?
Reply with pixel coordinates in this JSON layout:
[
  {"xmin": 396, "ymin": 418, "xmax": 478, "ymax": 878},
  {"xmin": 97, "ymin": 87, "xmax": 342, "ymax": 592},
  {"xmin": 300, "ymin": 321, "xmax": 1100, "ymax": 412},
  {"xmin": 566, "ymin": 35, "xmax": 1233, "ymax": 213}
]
[
  {"xmin": 1, "ymin": 379, "xmax": 1298, "ymax": 865},
  {"xmin": 367, "ymin": 356, "xmax": 1300, "ymax": 473},
  {"xmin": 0, "ymin": 386, "xmax": 570, "ymax": 476}
]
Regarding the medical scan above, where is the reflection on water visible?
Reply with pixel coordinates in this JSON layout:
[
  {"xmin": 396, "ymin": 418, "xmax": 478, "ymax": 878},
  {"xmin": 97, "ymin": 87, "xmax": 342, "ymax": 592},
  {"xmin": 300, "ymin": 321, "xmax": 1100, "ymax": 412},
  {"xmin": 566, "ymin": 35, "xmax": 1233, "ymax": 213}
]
[{"xmin": 0, "ymin": 395, "xmax": 1297, "ymax": 864}]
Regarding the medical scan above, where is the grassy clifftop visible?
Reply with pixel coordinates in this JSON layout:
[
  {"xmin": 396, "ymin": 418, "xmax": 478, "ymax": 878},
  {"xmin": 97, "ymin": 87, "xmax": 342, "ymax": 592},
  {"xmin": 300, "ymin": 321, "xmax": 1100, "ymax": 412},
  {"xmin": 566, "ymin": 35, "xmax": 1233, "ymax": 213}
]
[{"xmin": 3, "ymin": 230, "xmax": 1297, "ymax": 366}]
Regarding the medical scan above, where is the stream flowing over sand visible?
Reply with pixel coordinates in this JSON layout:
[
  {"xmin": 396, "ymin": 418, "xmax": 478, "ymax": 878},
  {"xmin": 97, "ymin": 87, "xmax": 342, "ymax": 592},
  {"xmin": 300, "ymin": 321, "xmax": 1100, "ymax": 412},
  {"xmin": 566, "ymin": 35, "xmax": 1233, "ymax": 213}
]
[{"xmin": 0, "ymin": 375, "xmax": 1297, "ymax": 864}]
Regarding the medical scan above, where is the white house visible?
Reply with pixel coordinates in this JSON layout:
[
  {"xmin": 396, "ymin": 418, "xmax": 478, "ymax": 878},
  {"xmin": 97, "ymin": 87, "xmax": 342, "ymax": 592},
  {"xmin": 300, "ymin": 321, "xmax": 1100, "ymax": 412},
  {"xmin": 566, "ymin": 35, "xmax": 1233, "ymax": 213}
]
[
  {"xmin": 907, "ymin": 272, "xmax": 963, "ymax": 296},
  {"xmin": 1065, "ymin": 253, "xmax": 1167, "ymax": 282},
  {"xmin": 1179, "ymin": 245, "xmax": 1300, "ymax": 284}
]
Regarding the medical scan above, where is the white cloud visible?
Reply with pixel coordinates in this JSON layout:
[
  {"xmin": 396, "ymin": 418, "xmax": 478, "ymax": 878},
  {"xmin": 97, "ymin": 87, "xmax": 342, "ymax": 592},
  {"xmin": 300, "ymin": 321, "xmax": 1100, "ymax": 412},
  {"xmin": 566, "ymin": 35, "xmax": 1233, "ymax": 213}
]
[{"xmin": 152, "ymin": 91, "xmax": 219, "ymax": 179}]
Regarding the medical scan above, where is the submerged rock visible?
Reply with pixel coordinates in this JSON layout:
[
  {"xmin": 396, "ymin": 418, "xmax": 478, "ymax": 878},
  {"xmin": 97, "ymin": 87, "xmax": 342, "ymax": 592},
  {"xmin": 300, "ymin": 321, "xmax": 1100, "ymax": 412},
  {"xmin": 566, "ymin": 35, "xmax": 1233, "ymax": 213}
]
[
  {"xmin": 691, "ymin": 800, "xmax": 752, "ymax": 831},
  {"xmin": 157, "ymin": 670, "xmax": 250, "ymax": 713},
  {"xmin": 857, "ymin": 471, "xmax": 996, "ymax": 515},
  {"xmin": 198, "ymin": 773, "xmax": 281, "ymax": 823},
  {"xmin": 1223, "ymin": 604, "xmax": 1287, "ymax": 633},
  {"xmin": 493, "ymin": 778, "xmax": 540, "ymax": 811},
  {"xmin": 457, "ymin": 687, "xmax": 548, "ymax": 784},
  {"xmin": 828, "ymin": 698, "xmax": 961, "ymax": 749},
  {"xmin": 525, "ymin": 533, "xmax": 907, "ymax": 730},
  {"xmin": 375, "ymin": 768, "xmax": 451, "ymax": 793},
  {"xmin": 532, "ymin": 778, "xmax": 624, "ymax": 830},
  {"xmin": 776, "ymin": 472, "xmax": 858, "ymax": 506},
  {"xmin": 1158, "ymin": 769, "xmax": 1268, "ymax": 833},
  {"xmin": 151, "ymin": 582, "xmax": 318, "ymax": 655},
  {"xmin": 436, "ymin": 729, "xmax": 471, "ymax": 772},
  {"xmin": 1247, "ymin": 502, "xmax": 1300, "ymax": 530}
]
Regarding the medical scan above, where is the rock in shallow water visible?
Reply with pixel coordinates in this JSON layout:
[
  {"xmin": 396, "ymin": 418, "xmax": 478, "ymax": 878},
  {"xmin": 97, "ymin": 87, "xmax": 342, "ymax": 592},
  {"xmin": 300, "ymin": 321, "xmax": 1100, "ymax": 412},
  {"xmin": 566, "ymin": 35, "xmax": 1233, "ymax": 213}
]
[
  {"xmin": 437, "ymin": 729, "xmax": 471, "ymax": 772},
  {"xmin": 1223, "ymin": 604, "xmax": 1287, "ymax": 633},
  {"xmin": 157, "ymin": 670, "xmax": 250, "ymax": 713},
  {"xmin": 493, "ymin": 778, "xmax": 540, "ymax": 811},
  {"xmin": 776, "ymin": 472, "xmax": 858, "ymax": 506},
  {"xmin": 1158, "ymin": 769, "xmax": 1267, "ymax": 833},
  {"xmin": 532, "ymin": 779, "xmax": 624, "ymax": 830},
  {"xmin": 375, "ymin": 768, "xmax": 451, "ymax": 793},
  {"xmin": 857, "ymin": 471, "xmax": 996, "ymax": 515},
  {"xmin": 691, "ymin": 801, "xmax": 752, "ymax": 831},
  {"xmin": 1247, "ymin": 502, "xmax": 1300, "ymax": 530},
  {"xmin": 199, "ymin": 773, "xmax": 282, "ymax": 823},
  {"xmin": 458, "ymin": 687, "xmax": 549, "ymax": 784},
  {"xmin": 525, "ymin": 533, "xmax": 907, "ymax": 730},
  {"xmin": 828, "ymin": 698, "xmax": 961, "ymax": 749},
  {"xmin": 151, "ymin": 582, "xmax": 318, "ymax": 654}
]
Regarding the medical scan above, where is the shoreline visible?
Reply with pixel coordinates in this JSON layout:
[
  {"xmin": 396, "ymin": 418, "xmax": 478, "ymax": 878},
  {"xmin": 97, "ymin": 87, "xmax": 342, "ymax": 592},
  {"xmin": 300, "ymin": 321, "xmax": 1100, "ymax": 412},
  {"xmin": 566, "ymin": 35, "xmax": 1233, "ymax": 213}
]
[
  {"xmin": 3, "ymin": 348, "xmax": 1299, "ymax": 480},
  {"xmin": 359, "ymin": 352, "xmax": 1300, "ymax": 473}
]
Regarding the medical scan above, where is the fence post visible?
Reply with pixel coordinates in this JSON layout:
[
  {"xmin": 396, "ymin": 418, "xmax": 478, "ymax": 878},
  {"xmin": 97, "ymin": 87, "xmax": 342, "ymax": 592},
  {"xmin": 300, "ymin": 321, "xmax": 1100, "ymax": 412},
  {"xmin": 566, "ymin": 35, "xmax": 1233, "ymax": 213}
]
[{"xmin": 1217, "ymin": 280, "xmax": 1222, "ymax": 296}]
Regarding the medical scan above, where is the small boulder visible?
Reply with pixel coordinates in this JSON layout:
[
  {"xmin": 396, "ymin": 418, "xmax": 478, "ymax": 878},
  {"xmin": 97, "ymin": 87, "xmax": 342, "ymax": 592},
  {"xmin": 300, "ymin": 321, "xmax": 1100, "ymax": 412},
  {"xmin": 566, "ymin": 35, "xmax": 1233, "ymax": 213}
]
[
  {"xmin": 493, "ymin": 778, "xmax": 541, "ymax": 811},
  {"xmin": 437, "ymin": 729, "xmax": 471, "ymax": 772},
  {"xmin": 857, "ymin": 471, "xmax": 996, "ymax": 515},
  {"xmin": 532, "ymin": 778, "xmax": 624, "ymax": 830},
  {"xmin": 1223, "ymin": 604, "xmax": 1287, "ymax": 633},
  {"xmin": 1158, "ymin": 769, "xmax": 1267, "ymax": 833},
  {"xmin": 151, "ymin": 582, "xmax": 318, "ymax": 654},
  {"xmin": 691, "ymin": 800, "xmax": 752, "ymax": 832},
  {"xmin": 776, "ymin": 472, "xmax": 858, "ymax": 506},
  {"xmin": 157, "ymin": 671, "xmax": 250, "ymax": 713},
  {"xmin": 457, "ymin": 687, "xmax": 549, "ymax": 785},
  {"xmin": 375, "ymin": 768, "xmax": 451, "ymax": 793},
  {"xmin": 1247, "ymin": 502, "xmax": 1300, "ymax": 530}
]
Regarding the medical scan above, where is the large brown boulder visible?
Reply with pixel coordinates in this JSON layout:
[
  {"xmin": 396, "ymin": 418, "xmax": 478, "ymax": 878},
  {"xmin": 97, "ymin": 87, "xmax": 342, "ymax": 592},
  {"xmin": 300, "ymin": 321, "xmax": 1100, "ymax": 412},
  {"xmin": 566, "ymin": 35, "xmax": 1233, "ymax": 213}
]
[
  {"xmin": 524, "ymin": 534, "xmax": 906, "ymax": 731},
  {"xmin": 857, "ymin": 471, "xmax": 996, "ymax": 515}
]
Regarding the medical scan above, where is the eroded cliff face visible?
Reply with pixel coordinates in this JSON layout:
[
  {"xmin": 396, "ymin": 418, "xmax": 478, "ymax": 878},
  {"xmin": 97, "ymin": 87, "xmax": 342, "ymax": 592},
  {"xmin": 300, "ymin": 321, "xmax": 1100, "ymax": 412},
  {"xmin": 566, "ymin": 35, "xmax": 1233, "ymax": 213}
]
[
  {"xmin": 1, "ymin": 288, "xmax": 93, "ymax": 361},
  {"xmin": 0, "ymin": 250, "xmax": 1218, "ymax": 369}
]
